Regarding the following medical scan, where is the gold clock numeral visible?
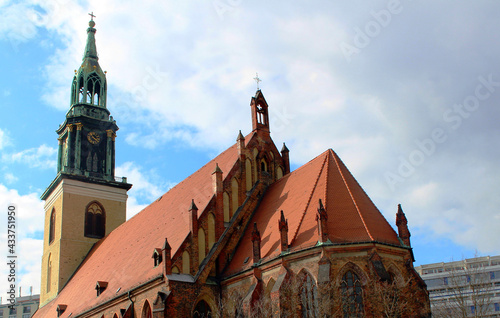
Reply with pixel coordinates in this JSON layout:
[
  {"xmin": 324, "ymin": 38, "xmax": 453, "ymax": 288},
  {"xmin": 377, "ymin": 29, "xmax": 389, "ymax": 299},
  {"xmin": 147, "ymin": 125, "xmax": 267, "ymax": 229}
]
[{"xmin": 87, "ymin": 132, "xmax": 100, "ymax": 144}]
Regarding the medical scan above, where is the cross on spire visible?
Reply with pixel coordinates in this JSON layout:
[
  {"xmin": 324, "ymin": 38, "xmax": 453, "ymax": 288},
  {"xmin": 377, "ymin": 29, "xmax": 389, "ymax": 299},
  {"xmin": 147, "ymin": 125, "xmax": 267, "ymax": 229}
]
[
  {"xmin": 253, "ymin": 72, "xmax": 262, "ymax": 90},
  {"xmin": 89, "ymin": 12, "xmax": 96, "ymax": 21}
]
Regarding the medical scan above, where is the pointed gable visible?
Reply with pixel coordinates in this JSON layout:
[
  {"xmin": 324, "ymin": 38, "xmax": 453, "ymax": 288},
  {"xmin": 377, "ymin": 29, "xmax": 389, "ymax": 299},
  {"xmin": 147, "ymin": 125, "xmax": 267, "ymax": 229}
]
[{"xmin": 225, "ymin": 149, "xmax": 400, "ymax": 276}]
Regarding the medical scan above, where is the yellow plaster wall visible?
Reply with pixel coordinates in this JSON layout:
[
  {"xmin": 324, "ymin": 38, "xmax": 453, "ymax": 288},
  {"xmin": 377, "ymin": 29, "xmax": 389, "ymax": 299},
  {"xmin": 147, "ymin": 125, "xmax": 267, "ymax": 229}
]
[
  {"xmin": 39, "ymin": 181, "xmax": 127, "ymax": 306},
  {"xmin": 40, "ymin": 193, "xmax": 63, "ymax": 305}
]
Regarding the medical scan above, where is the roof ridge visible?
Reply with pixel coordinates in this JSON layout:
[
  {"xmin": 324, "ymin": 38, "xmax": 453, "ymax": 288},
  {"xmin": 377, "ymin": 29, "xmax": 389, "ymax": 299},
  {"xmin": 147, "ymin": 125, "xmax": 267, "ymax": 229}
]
[
  {"xmin": 330, "ymin": 150, "xmax": 374, "ymax": 241},
  {"xmin": 290, "ymin": 152, "xmax": 328, "ymax": 245},
  {"xmin": 324, "ymin": 149, "xmax": 331, "ymax": 212}
]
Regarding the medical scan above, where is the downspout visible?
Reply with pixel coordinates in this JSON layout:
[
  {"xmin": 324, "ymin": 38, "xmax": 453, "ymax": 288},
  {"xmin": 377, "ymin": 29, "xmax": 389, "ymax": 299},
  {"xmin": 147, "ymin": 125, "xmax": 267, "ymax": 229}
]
[{"xmin": 128, "ymin": 291, "xmax": 134, "ymax": 316}]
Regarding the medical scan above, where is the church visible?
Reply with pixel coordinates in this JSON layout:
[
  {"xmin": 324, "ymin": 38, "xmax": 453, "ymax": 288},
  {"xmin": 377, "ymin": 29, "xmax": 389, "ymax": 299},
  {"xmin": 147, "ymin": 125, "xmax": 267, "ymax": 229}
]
[{"xmin": 33, "ymin": 18, "xmax": 430, "ymax": 318}]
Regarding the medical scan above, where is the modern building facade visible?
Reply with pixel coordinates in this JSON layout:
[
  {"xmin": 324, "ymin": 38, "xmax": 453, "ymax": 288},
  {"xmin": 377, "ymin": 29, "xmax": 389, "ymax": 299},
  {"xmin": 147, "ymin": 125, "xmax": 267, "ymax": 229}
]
[
  {"xmin": 0, "ymin": 294, "xmax": 39, "ymax": 318},
  {"xmin": 416, "ymin": 255, "xmax": 500, "ymax": 317},
  {"xmin": 33, "ymin": 17, "xmax": 430, "ymax": 318}
]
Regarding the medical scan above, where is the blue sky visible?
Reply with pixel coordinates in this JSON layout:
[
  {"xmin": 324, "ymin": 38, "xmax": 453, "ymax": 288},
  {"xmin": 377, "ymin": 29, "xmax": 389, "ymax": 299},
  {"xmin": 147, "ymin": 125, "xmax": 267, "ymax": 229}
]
[{"xmin": 1, "ymin": 0, "xmax": 500, "ymax": 300}]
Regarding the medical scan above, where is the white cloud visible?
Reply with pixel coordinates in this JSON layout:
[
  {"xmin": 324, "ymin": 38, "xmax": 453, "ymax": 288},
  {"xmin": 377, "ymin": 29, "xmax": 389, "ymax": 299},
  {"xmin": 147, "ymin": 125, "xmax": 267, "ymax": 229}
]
[
  {"xmin": 3, "ymin": 144, "xmax": 57, "ymax": 169},
  {"xmin": 43, "ymin": 2, "xmax": 500, "ymax": 260},
  {"xmin": 4, "ymin": 173, "xmax": 18, "ymax": 184},
  {"xmin": 115, "ymin": 162, "xmax": 175, "ymax": 219},
  {"xmin": 0, "ymin": 184, "xmax": 44, "ymax": 301},
  {"xmin": 0, "ymin": 128, "xmax": 11, "ymax": 150},
  {"xmin": 3, "ymin": 0, "xmax": 500, "ymax": 268}
]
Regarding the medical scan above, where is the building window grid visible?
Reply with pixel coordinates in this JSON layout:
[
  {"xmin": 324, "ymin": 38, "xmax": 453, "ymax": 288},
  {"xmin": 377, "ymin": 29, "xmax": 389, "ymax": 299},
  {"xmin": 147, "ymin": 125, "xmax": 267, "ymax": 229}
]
[{"xmin": 423, "ymin": 263, "xmax": 500, "ymax": 317}]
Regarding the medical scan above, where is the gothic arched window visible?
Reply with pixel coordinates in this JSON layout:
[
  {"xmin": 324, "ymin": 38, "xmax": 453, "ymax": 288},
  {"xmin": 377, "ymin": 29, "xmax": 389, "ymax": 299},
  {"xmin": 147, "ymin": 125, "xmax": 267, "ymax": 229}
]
[
  {"xmin": 141, "ymin": 300, "xmax": 152, "ymax": 318},
  {"xmin": 198, "ymin": 227, "xmax": 206, "ymax": 261},
  {"xmin": 84, "ymin": 201, "xmax": 105, "ymax": 238},
  {"xmin": 341, "ymin": 270, "xmax": 364, "ymax": 317},
  {"xmin": 299, "ymin": 271, "xmax": 318, "ymax": 317},
  {"xmin": 49, "ymin": 208, "xmax": 56, "ymax": 244},
  {"xmin": 86, "ymin": 73, "xmax": 102, "ymax": 105},
  {"xmin": 71, "ymin": 77, "xmax": 78, "ymax": 105},
  {"xmin": 78, "ymin": 76, "xmax": 85, "ymax": 102},
  {"xmin": 193, "ymin": 300, "xmax": 212, "ymax": 318},
  {"xmin": 182, "ymin": 251, "xmax": 190, "ymax": 274},
  {"xmin": 47, "ymin": 253, "xmax": 52, "ymax": 293},
  {"xmin": 208, "ymin": 213, "xmax": 216, "ymax": 250}
]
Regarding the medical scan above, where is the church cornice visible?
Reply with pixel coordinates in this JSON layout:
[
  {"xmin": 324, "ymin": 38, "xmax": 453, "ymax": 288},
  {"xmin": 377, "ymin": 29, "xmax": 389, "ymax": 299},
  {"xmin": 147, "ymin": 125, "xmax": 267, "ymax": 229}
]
[
  {"xmin": 67, "ymin": 274, "xmax": 164, "ymax": 318},
  {"xmin": 41, "ymin": 172, "xmax": 132, "ymax": 201},
  {"xmin": 221, "ymin": 240, "xmax": 413, "ymax": 284}
]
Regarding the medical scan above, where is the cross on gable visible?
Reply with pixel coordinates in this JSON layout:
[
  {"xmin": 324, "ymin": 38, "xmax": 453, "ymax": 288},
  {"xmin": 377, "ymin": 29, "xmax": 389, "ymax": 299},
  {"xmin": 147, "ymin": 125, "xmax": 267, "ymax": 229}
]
[{"xmin": 253, "ymin": 73, "xmax": 262, "ymax": 90}]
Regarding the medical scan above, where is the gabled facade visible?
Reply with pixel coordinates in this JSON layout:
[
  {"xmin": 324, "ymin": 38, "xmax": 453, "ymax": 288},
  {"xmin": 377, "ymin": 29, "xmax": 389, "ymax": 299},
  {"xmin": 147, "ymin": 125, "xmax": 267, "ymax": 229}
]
[{"xmin": 34, "ymin": 18, "xmax": 430, "ymax": 318}]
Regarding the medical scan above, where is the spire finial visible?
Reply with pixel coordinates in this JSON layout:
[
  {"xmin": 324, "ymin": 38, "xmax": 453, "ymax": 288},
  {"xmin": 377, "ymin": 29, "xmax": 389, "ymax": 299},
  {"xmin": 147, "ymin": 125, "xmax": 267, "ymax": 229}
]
[
  {"xmin": 253, "ymin": 72, "xmax": 262, "ymax": 90},
  {"xmin": 88, "ymin": 12, "xmax": 96, "ymax": 28}
]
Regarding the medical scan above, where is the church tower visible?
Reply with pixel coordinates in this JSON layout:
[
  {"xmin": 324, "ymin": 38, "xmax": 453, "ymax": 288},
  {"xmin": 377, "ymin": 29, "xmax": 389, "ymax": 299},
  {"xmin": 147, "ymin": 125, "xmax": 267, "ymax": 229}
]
[{"xmin": 39, "ymin": 16, "xmax": 132, "ymax": 306}]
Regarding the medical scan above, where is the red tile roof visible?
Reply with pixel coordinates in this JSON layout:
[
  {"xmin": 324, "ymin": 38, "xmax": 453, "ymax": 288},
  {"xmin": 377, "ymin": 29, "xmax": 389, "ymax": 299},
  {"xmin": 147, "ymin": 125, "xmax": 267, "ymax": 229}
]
[
  {"xmin": 35, "ymin": 143, "xmax": 400, "ymax": 317},
  {"xmin": 225, "ymin": 149, "xmax": 400, "ymax": 276},
  {"xmin": 35, "ymin": 137, "xmax": 244, "ymax": 317}
]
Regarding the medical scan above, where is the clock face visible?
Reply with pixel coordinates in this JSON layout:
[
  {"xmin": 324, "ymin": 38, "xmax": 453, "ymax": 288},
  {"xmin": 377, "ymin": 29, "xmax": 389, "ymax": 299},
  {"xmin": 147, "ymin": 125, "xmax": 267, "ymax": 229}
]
[{"xmin": 87, "ymin": 131, "xmax": 100, "ymax": 145}]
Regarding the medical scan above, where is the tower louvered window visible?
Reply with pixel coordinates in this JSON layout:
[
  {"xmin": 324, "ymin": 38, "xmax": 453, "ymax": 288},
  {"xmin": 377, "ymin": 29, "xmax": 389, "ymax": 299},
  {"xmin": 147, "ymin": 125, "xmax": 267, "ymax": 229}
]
[
  {"xmin": 86, "ymin": 73, "xmax": 102, "ymax": 105},
  {"xmin": 85, "ymin": 201, "xmax": 105, "ymax": 238}
]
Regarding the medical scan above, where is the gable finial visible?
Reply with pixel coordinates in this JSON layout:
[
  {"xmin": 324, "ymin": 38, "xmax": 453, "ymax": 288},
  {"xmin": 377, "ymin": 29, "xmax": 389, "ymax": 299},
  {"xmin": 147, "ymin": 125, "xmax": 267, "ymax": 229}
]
[{"xmin": 253, "ymin": 72, "xmax": 262, "ymax": 90}]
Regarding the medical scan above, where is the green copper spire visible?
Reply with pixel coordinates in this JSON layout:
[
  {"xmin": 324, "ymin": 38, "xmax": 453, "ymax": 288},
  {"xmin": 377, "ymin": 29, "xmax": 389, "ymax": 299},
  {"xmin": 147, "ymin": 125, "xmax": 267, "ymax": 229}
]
[
  {"xmin": 69, "ymin": 16, "xmax": 107, "ymax": 109},
  {"xmin": 83, "ymin": 19, "xmax": 98, "ymax": 60},
  {"xmin": 51, "ymin": 14, "xmax": 127, "ymax": 183}
]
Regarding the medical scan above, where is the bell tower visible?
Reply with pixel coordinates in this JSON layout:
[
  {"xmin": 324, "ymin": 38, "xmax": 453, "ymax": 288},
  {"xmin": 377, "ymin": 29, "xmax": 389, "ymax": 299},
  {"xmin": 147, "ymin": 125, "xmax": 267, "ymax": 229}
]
[{"xmin": 39, "ymin": 16, "xmax": 132, "ymax": 306}]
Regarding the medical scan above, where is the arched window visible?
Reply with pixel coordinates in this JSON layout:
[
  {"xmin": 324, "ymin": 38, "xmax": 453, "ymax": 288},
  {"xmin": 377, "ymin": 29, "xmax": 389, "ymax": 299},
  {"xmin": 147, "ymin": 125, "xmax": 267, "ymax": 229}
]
[
  {"xmin": 78, "ymin": 76, "xmax": 85, "ymax": 102},
  {"xmin": 84, "ymin": 201, "xmax": 105, "ymax": 238},
  {"xmin": 182, "ymin": 251, "xmax": 190, "ymax": 274},
  {"xmin": 141, "ymin": 300, "xmax": 152, "ymax": 318},
  {"xmin": 231, "ymin": 178, "xmax": 239, "ymax": 216},
  {"xmin": 223, "ymin": 192, "xmax": 230, "ymax": 223},
  {"xmin": 341, "ymin": 270, "xmax": 364, "ymax": 317},
  {"xmin": 257, "ymin": 104, "xmax": 264, "ymax": 124},
  {"xmin": 265, "ymin": 278, "xmax": 276, "ymax": 298},
  {"xmin": 208, "ymin": 213, "xmax": 216, "ymax": 249},
  {"xmin": 92, "ymin": 153, "xmax": 98, "ymax": 172},
  {"xmin": 245, "ymin": 159, "xmax": 253, "ymax": 190},
  {"xmin": 260, "ymin": 160, "xmax": 267, "ymax": 172},
  {"xmin": 47, "ymin": 253, "xmax": 52, "ymax": 293},
  {"xmin": 49, "ymin": 208, "xmax": 56, "ymax": 244},
  {"xmin": 70, "ymin": 78, "xmax": 77, "ymax": 105},
  {"xmin": 277, "ymin": 166, "xmax": 284, "ymax": 179},
  {"xmin": 193, "ymin": 300, "xmax": 212, "ymax": 318},
  {"xmin": 299, "ymin": 271, "xmax": 318, "ymax": 317},
  {"xmin": 86, "ymin": 73, "xmax": 102, "ymax": 105},
  {"xmin": 198, "ymin": 228, "xmax": 206, "ymax": 261}
]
